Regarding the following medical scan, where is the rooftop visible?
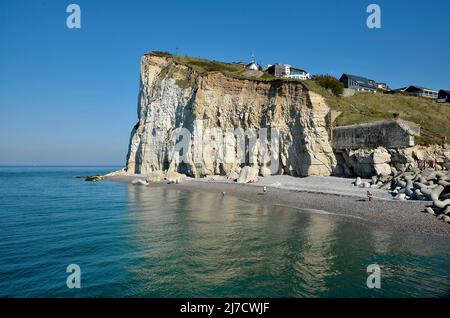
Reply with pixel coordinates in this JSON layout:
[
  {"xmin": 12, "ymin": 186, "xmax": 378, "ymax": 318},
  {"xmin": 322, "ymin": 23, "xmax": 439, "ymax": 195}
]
[
  {"xmin": 406, "ymin": 85, "xmax": 438, "ymax": 92},
  {"xmin": 341, "ymin": 74, "xmax": 376, "ymax": 89}
]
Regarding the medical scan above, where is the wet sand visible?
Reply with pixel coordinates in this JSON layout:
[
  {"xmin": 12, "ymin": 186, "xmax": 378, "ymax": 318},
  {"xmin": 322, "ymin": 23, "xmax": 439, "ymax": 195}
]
[{"xmin": 106, "ymin": 175, "xmax": 450, "ymax": 238}]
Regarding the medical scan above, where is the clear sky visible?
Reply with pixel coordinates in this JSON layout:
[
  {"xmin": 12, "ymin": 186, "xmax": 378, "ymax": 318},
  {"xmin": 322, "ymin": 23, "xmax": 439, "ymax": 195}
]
[{"xmin": 1, "ymin": 0, "xmax": 449, "ymax": 165}]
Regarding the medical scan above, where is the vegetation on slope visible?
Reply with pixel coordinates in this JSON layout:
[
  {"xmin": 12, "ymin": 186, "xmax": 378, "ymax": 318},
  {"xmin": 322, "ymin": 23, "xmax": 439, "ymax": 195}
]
[
  {"xmin": 175, "ymin": 56, "xmax": 244, "ymax": 74},
  {"xmin": 302, "ymin": 79, "xmax": 450, "ymax": 145},
  {"xmin": 313, "ymin": 75, "xmax": 344, "ymax": 96},
  {"xmin": 149, "ymin": 51, "xmax": 275, "ymax": 80},
  {"xmin": 148, "ymin": 52, "xmax": 449, "ymax": 144}
]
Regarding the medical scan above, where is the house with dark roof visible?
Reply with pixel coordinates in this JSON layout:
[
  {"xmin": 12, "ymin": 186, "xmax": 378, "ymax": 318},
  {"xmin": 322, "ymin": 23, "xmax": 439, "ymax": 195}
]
[
  {"xmin": 438, "ymin": 90, "xmax": 450, "ymax": 103},
  {"xmin": 391, "ymin": 87, "xmax": 407, "ymax": 93},
  {"xmin": 339, "ymin": 74, "xmax": 377, "ymax": 93},
  {"xmin": 402, "ymin": 85, "xmax": 438, "ymax": 99},
  {"xmin": 266, "ymin": 64, "xmax": 288, "ymax": 77}
]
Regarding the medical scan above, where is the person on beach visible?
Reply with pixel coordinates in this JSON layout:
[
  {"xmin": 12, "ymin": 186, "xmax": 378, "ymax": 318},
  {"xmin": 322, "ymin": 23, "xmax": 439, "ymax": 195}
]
[{"xmin": 367, "ymin": 191, "xmax": 373, "ymax": 202}]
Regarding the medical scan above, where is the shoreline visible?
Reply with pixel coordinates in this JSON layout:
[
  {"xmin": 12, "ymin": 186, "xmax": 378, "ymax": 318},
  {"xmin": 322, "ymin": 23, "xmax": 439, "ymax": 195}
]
[{"xmin": 106, "ymin": 175, "xmax": 450, "ymax": 238}]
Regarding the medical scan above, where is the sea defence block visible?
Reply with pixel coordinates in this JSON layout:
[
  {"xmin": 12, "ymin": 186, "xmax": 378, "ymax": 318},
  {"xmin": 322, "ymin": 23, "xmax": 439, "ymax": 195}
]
[{"xmin": 333, "ymin": 120, "xmax": 420, "ymax": 150}]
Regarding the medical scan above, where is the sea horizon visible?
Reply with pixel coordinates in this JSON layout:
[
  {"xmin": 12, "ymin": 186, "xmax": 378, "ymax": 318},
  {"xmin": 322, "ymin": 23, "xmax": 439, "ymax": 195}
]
[{"xmin": 1, "ymin": 1, "xmax": 449, "ymax": 312}]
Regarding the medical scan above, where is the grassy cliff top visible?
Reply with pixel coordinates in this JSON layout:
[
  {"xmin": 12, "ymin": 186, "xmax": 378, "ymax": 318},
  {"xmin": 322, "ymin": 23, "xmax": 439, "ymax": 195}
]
[
  {"xmin": 148, "ymin": 51, "xmax": 276, "ymax": 80},
  {"xmin": 149, "ymin": 51, "xmax": 449, "ymax": 144},
  {"xmin": 302, "ymin": 80, "xmax": 450, "ymax": 145}
]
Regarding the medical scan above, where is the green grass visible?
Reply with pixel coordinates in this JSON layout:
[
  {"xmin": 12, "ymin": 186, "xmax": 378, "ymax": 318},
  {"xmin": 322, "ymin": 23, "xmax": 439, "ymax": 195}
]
[
  {"xmin": 175, "ymin": 79, "xmax": 190, "ymax": 89},
  {"xmin": 173, "ymin": 56, "xmax": 244, "ymax": 75},
  {"xmin": 260, "ymin": 73, "xmax": 276, "ymax": 80},
  {"xmin": 147, "ymin": 52, "xmax": 449, "ymax": 144},
  {"xmin": 302, "ymin": 79, "xmax": 450, "ymax": 144},
  {"xmin": 149, "ymin": 51, "xmax": 275, "ymax": 81},
  {"xmin": 149, "ymin": 51, "xmax": 173, "ymax": 57}
]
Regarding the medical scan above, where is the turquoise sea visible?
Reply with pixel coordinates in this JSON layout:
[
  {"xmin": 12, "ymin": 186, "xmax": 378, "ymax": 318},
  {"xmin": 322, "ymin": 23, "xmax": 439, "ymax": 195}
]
[{"xmin": 0, "ymin": 166, "xmax": 449, "ymax": 297}]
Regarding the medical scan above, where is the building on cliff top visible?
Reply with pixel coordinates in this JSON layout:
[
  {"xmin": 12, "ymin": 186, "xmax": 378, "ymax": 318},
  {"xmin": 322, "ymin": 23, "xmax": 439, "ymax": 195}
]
[
  {"xmin": 339, "ymin": 74, "xmax": 377, "ymax": 93},
  {"xmin": 246, "ymin": 61, "xmax": 262, "ymax": 70},
  {"xmin": 437, "ymin": 89, "xmax": 450, "ymax": 103},
  {"xmin": 266, "ymin": 64, "xmax": 311, "ymax": 80},
  {"xmin": 332, "ymin": 119, "xmax": 421, "ymax": 150},
  {"xmin": 376, "ymin": 82, "xmax": 390, "ymax": 91},
  {"xmin": 394, "ymin": 85, "xmax": 439, "ymax": 99},
  {"xmin": 245, "ymin": 53, "xmax": 263, "ymax": 71}
]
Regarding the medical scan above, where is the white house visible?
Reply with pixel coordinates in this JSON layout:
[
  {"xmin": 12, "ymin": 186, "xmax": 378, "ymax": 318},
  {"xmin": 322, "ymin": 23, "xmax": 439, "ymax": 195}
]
[
  {"xmin": 284, "ymin": 66, "xmax": 311, "ymax": 80},
  {"xmin": 266, "ymin": 64, "xmax": 311, "ymax": 80},
  {"xmin": 245, "ymin": 61, "xmax": 260, "ymax": 71}
]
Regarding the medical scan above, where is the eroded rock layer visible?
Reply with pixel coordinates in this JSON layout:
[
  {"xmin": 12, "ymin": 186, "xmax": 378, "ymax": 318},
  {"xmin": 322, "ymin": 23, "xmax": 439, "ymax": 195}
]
[{"xmin": 126, "ymin": 54, "xmax": 336, "ymax": 177}]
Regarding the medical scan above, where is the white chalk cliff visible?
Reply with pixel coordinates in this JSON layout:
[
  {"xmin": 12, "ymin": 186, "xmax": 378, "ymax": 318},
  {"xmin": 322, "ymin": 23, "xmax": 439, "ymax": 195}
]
[{"xmin": 126, "ymin": 53, "xmax": 336, "ymax": 177}]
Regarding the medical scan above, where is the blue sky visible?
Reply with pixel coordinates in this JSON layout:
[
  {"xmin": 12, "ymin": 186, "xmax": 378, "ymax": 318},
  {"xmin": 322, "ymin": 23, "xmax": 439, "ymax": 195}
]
[{"xmin": 1, "ymin": 0, "xmax": 449, "ymax": 165}]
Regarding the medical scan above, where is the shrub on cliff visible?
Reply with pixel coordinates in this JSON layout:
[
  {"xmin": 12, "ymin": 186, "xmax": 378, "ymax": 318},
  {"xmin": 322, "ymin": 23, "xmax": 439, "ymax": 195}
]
[{"xmin": 314, "ymin": 75, "xmax": 343, "ymax": 96}]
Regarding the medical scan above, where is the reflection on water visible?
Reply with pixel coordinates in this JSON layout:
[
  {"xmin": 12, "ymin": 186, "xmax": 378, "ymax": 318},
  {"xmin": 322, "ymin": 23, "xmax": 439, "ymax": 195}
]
[
  {"xmin": 0, "ymin": 166, "xmax": 449, "ymax": 297},
  {"xmin": 125, "ymin": 186, "xmax": 450, "ymax": 298}
]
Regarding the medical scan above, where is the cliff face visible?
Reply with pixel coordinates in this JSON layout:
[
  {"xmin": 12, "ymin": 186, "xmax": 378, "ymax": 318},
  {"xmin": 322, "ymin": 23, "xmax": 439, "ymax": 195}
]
[{"xmin": 126, "ymin": 54, "xmax": 336, "ymax": 177}]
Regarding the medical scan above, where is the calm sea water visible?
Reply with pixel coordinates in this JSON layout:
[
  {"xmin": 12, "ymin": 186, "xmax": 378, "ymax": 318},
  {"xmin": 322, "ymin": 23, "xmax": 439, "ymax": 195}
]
[{"xmin": 0, "ymin": 166, "xmax": 449, "ymax": 298}]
